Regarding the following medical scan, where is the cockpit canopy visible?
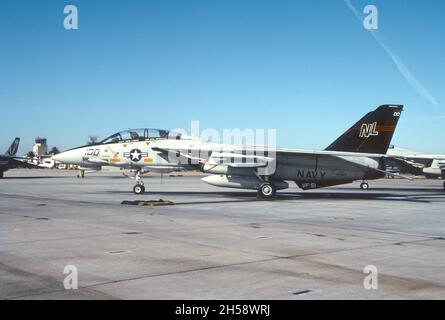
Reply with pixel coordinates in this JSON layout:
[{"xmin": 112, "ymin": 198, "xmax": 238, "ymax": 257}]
[{"xmin": 100, "ymin": 128, "xmax": 180, "ymax": 144}]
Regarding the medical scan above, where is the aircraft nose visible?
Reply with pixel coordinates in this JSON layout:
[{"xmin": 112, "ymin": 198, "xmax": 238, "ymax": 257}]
[{"xmin": 52, "ymin": 149, "xmax": 82, "ymax": 164}]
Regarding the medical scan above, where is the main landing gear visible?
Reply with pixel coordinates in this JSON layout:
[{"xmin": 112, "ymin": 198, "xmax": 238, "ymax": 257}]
[
  {"xmin": 257, "ymin": 182, "xmax": 277, "ymax": 199},
  {"xmin": 443, "ymin": 181, "xmax": 445, "ymax": 191},
  {"xmin": 360, "ymin": 181, "xmax": 369, "ymax": 190}
]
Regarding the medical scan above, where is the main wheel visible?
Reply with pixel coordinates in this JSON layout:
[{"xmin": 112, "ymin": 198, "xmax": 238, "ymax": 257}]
[
  {"xmin": 443, "ymin": 181, "xmax": 445, "ymax": 191},
  {"xmin": 0, "ymin": 171, "xmax": 4, "ymax": 179},
  {"xmin": 360, "ymin": 182, "xmax": 369, "ymax": 190},
  {"xmin": 258, "ymin": 182, "xmax": 276, "ymax": 199},
  {"xmin": 133, "ymin": 184, "xmax": 145, "ymax": 195}
]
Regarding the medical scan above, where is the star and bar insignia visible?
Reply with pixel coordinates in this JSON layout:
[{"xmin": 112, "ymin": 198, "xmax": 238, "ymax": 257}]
[{"xmin": 123, "ymin": 149, "xmax": 148, "ymax": 162}]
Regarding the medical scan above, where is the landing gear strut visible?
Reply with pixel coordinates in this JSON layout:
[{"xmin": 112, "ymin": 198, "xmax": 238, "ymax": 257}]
[
  {"xmin": 133, "ymin": 170, "xmax": 145, "ymax": 195},
  {"xmin": 360, "ymin": 181, "xmax": 369, "ymax": 190},
  {"xmin": 257, "ymin": 182, "xmax": 276, "ymax": 199},
  {"xmin": 77, "ymin": 169, "xmax": 85, "ymax": 179}
]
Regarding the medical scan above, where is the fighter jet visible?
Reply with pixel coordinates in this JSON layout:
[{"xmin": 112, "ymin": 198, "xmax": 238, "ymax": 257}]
[
  {"xmin": 53, "ymin": 104, "xmax": 408, "ymax": 197},
  {"xmin": 386, "ymin": 146, "xmax": 445, "ymax": 184},
  {"xmin": 0, "ymin": 138, "xmax": 39, "ymax": 178}
]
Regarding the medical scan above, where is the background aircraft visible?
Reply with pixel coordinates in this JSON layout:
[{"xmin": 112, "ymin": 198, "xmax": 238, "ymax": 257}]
[
  {"xmin": 0, "ymin": 138, "xmax": 39, "ymax": 178},
  {"xmin": 53, "ymin": 104, "xmax": 411, "ymax": 197},
  {"xmin": 386, "ymin": 146, "xmax": 445, "ymax": 181}
]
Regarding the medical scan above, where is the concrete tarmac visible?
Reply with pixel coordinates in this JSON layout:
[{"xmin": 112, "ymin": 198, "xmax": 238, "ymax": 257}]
[{"xmin": 1, "ymin": 169, "xmax": 444, "ymax": 299}]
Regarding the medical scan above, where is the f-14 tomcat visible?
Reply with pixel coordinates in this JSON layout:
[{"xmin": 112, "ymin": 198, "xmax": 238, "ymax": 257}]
[
  {"xmin": 386, "ymin": 146, "xmax": 445, "ymax": 183},
  {"xmin": 53, "ymin": 104, "xmax": 409, "ymax": 197}
]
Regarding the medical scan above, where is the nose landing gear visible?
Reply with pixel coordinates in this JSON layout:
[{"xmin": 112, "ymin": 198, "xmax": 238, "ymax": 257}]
[
  {"xmin": 132, "ymin": 170, "xmax": 146, "ymax": 195},
  {"xmin": 133, "ymin": 184, "xmax": 145, "ymax": 195}
]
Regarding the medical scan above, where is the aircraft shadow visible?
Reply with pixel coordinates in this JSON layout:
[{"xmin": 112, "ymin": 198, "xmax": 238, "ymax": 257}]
[
  {"xmin": 109, "ymin": 190, "xmax": 258, "ymax": 198},
  {"xmin": 278, "ymin": 192, "xmax": 444, "ymax": 203},
  {"xmin": 110, "ymin": 190, "xmax": 445, "ymax": 204}
]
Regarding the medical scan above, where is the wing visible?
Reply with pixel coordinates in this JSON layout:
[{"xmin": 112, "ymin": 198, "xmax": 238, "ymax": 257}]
[
  {"xmin": 151, "ymin": 146, "xmax": 387, "ymax": 174},
  {"xmin": 386, "ymin": 157, "xmax": 425, "ymax": 175}
]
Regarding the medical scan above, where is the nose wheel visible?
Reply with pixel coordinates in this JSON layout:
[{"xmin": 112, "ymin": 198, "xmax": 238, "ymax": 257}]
[
  {"xmin": 360, "ymin": 181, "xmax": 369, "ymax": 190},
  {"xmin": 132, "ymin": 170, "xmax": 146, "ymax": 194},
  {"xmin": 133, "ymin": 184, "xmax": 145, "ymax": 195}
]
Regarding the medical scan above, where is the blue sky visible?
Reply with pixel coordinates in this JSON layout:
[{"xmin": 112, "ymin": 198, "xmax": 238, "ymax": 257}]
[{"xmin": 1, "ymin": 0, "xmax": 444, "ymax": 154}]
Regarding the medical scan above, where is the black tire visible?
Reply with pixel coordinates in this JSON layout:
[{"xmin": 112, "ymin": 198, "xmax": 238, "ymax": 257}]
[
  {"xmin": 258, "ymin": 183, "xmax": 276, "ymax": 199},
  {"xmin": 133, "ymin": 184, "xmax": 145, "ymax": 195},
  {"xmin": 0, "ymin": 171, "xmax": 4, "ymax": 179},
  {"xmin": 360, "ymin": 182, "xmax": 369, "ymax": 190},
  {"xmin": 443, "ymin": 181, "xmax": 445, "ymax": 191}
]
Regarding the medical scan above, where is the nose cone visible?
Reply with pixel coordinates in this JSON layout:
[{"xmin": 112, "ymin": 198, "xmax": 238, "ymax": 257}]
[{"xmin": 52, "ymin": 149, "xmax": 83, "ymax": 164}]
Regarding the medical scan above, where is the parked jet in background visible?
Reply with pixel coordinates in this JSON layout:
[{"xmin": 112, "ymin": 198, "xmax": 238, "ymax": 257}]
[
  {"xmin": 386, "ymin": 146, "xmax": 445, "ymax": 184},
  {"xmin": 0, "ymin": 138, "xmax": 39, "ymax": 178},
  {"xmin": 53, "ymin": 104, "xmax": 410, "ymax": 197}
]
